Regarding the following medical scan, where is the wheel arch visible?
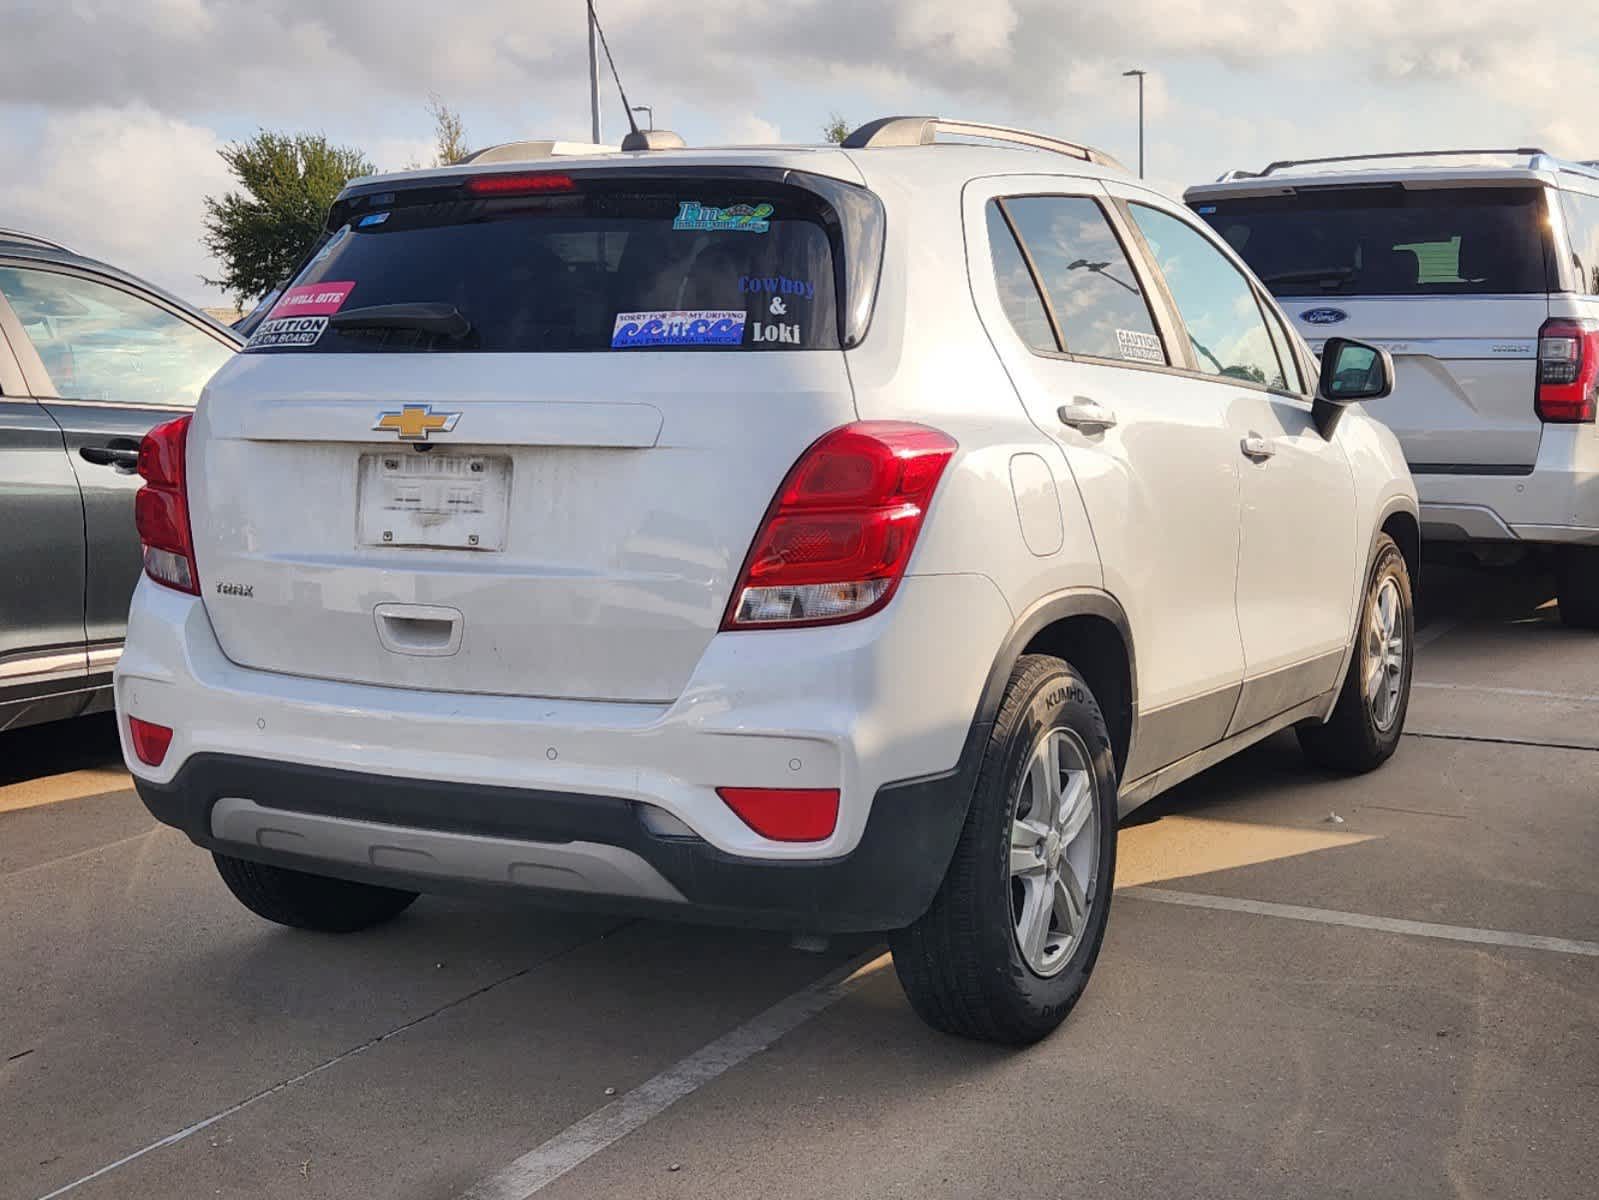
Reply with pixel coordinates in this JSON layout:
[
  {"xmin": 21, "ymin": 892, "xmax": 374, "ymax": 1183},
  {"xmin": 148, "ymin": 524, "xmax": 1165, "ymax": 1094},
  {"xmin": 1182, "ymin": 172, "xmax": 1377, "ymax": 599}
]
[{"xmin": 974, "ymin": 589, "xmax": 1136, "ymax": 781}]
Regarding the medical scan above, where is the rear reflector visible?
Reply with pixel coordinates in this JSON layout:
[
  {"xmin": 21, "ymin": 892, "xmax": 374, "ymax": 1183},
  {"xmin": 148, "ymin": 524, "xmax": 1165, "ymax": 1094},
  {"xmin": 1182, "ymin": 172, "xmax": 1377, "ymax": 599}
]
[
  {"xmin": 128, "ymin": 717, "xmax": 173, "ymax": 767},
  {"xmin": 1536, "ymin": 317, "xmax": 1599, "ymax": 422},
  {"xmin": 716, "ymin": 787, "xmax": 840, "ymax": 842},
  {"xmin": 465, "ymin": 172, "xmax": 576, "ymax": 196},
  {"xmin": 135, "ymin": 415, "xmax": 200, "ymax": 594},
  {"xmin": 722, "ymin": 422, "xmax": 957, "ymax": 630}
]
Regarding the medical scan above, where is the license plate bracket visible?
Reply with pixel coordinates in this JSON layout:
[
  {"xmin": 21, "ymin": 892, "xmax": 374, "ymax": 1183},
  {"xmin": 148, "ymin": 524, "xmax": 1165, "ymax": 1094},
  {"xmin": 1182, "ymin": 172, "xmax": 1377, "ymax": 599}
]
[{"xmin": 357, "ymin": 451, "xmax": 511, "ymax": 551}]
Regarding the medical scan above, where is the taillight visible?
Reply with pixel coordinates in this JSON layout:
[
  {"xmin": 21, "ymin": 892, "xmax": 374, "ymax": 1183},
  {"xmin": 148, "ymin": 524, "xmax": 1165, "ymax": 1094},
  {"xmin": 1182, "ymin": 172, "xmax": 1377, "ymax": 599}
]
[
  {"xmin": 128, "ymin": 717, "xmax": 173, "ymax": 767},
  {"xmin": 465, "ymin": 172, "xmax": 576, "ymax": 196},
  {"xmin": 1536, "ymin": 318, "xmax": 1599, "ymax": 423},
  {"xmin": 722, "ymin": 421, "xmax": 957, "ymax": 630},
  {"xmin": 716, "ymin": 787, "xmax": 840, "ymax": 842},
  {"xmin": 135, "ymin": 415, "xmax": 199, "ymax": 594}
]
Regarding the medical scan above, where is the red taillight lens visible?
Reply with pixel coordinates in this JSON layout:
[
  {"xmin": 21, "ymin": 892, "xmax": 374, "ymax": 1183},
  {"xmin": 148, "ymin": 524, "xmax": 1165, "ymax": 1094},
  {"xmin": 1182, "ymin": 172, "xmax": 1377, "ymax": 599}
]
[
  {"xmin": 128, "ymin": 717, "xmax": 173, "ymax": 767},
  {"xmin": 1536, "ymin": 317, "xmax": 1599, "ymax": 423},
  {"xmin": 135, "ymin": 415, "xmax": 199, "ymax": 594},
  {"xmin": 717, "ymin": 787, "xmax": 840, "ymax": 842},
  {"xmin": 722, "ymin": 422, "xmax": 957, "ymax": 630},
  {"xmin": 465, "ymin": 172, "xmax": 576, "ymax": 196}
]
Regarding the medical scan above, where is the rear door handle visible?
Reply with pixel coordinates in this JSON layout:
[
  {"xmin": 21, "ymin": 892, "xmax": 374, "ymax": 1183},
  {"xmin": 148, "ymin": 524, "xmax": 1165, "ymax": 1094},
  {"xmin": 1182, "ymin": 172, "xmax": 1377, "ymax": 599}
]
[
  {"xmin": 1057, "ymin": 397, "xmax": 1117, "ymax": 434},
  {"xmin": 79, "ymin": 441, "xmax": 141, "ymax": 473},
  {"xmin": 1240, "ymin": 432, "xmax": 1276, "ymax": 460}
]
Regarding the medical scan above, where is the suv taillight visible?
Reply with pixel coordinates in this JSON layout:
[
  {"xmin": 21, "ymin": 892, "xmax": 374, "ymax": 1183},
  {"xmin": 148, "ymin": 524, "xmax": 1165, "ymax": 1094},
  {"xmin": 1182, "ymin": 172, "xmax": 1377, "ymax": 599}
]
[
  {"xmin": 135, "ymin": 415, "xmax": 199, "ymax": 594},
  {"xmin": 721, "ymin": 422, "xmax": 957, "ymax": 630},
  {"xmin": 1536, "ymin": 318, "xmax": 1599, "ymax": 423}
]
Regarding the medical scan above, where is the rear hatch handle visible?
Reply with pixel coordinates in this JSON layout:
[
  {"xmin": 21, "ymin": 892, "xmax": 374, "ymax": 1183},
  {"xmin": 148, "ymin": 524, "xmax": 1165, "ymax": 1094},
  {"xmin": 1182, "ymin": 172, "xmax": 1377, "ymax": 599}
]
[{"xmin": 374, "ymin": 603, "xmax": 464, "ymax": 657}]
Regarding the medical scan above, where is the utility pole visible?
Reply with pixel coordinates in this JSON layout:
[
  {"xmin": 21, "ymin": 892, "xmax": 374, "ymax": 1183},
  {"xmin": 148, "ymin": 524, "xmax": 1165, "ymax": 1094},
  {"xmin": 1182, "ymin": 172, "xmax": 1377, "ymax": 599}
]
[
  {"xmin": 588, "ymin": 1, "xmax": 602, "ymax": 143},
  {"xmin": 1122, "ymin": 69, "xmax": 1146, "ymax": 178}
]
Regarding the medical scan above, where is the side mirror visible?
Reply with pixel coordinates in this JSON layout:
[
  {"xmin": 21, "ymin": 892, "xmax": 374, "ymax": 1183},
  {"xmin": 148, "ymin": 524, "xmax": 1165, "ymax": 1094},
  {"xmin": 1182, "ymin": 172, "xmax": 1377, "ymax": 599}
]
[{"xmin": 1313, "ymin": 337, "xmax": 1394, "ymax": 437}]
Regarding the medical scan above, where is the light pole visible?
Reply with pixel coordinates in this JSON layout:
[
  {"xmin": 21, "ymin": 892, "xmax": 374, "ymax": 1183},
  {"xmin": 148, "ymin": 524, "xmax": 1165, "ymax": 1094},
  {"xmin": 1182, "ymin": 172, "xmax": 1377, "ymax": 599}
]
[
  {"xmin": 1122, "ymin": 68, "xmax": 1146, "ymax": 178},
  {"xmin": 631, "ymin": 105, "xmax": 654, "ymax": 131}
]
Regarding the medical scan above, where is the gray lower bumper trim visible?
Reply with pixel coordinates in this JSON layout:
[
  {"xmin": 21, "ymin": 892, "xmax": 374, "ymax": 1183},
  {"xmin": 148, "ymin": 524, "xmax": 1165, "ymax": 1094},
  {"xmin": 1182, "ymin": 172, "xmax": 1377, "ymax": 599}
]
[{"xmin": 209, "ymin": 797, "xmax": 688, "ymax": 903}]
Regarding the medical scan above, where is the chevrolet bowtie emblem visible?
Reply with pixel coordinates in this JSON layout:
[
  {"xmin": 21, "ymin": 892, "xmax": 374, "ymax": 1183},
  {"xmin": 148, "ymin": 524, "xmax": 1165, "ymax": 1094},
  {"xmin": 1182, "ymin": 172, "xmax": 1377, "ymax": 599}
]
[{"xmin": 373, "ymin": 405, "xmax": 461, "ymax": 441}]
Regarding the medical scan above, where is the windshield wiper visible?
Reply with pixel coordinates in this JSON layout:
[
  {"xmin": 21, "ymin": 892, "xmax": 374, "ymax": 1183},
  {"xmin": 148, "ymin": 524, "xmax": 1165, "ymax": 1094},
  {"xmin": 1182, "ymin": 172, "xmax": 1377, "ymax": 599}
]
[
  {"xmin": 1260, "ymin": 266, "xmax": 1356, "ymax": 286},
  {"xmin": 328, "ymin": 302, "xmax": 471, "ymax": 339}
]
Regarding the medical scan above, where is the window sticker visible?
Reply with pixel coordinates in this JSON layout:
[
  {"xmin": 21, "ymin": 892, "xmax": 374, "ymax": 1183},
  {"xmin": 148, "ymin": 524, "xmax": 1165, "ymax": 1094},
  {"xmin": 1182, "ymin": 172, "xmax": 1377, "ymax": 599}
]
[
  {"xmin": 247, "ymin": 315, "xmax": 329, "ymax": 348},
  {"xmin": 266, "ymin": 281, "xmax": 357, "ymax": 319},
  {"xmin": 738, "ymin": 274, "xmax": 814, "ymax": 300},
  {"xmin": 245, "ymin": 281, "xmax": 356, "ymax": 350},
  {"xmin": 358, "ymin": 212, "xmax": 391, "ymax": 227},
  {"xmin": 611, "ymin": 309, "xmax": 747, "ymax": 348},
  {"xmin": 1115, "ymin": 328, "xmax": 1165, "ymax": 364},
  {"xmin": 672, "ymin": 201, "xmax": 774, "ymax": 234},
  {"xmin": 750, "ymin": 319, "xmax": 801, "ymax": 345}
]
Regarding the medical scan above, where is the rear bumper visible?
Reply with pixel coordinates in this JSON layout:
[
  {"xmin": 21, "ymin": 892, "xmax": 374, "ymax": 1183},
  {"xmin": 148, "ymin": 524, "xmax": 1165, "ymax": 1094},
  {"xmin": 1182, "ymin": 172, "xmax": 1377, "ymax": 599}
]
[
  {"xmin": 1417, "ymin": 424, "xmax": 1599, "ymax": 546},
  {"xmin": 116, "ymin": 571, "xmax": 1010, "ymax": 930},
  {"xmin": 133, "ymin": 750, "xmax": 980, "ymax": 932}
]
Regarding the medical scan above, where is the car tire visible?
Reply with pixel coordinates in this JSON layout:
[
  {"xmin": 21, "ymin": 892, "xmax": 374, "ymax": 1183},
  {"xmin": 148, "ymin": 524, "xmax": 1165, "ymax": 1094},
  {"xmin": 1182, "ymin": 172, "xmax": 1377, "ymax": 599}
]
[
  {"xmin": 212, "ymin": 853, "xmax": 419, "ymax": 932},
  {"xmin": 1297, "ymin": 533, "xmax": 1413, "ymax": 772},
  {"xmin": 889, "ymin": 654, "xmax": 1118, "ymax": 1045},
  {"xmin": 1556, "ymin": 547, "xmax": 1599, "ymax": 629}
]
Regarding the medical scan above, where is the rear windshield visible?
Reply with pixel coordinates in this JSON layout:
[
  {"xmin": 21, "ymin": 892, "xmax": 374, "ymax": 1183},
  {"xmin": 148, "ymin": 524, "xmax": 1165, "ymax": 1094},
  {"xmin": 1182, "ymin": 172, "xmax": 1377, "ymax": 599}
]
[
  {"xmin": 1192, "ymin": 186, "xmax": 1554, "ymax": 297},
  {"xmin": 247, "ymin": 174, "xmax": 847, "ymax": 354}
]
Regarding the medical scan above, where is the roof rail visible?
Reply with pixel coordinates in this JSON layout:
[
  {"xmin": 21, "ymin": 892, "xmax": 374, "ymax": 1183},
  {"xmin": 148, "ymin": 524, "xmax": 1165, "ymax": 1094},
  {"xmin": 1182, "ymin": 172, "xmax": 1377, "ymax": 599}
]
[
  {"xmin": 841, "ymin": 116, "xmax": 1127, "ymax": 171},
  {"xmin": 0, "ymin": 226, "xmax": 73, "ymax": 253},
  {"xmin": 1216, "ymin": 147, "xmax": 1599, "ymax": 182},
  {"xmin": 457, "ymin": 140, "xmax": 615, "ymax": 165}
]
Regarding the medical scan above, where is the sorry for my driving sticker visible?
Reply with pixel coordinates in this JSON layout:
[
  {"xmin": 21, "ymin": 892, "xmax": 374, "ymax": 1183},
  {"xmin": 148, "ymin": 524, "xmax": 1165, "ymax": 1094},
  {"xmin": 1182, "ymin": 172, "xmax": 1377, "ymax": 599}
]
[{"xmin": 611, "ymin": 309, "xmax": 747, "ymax": 347}]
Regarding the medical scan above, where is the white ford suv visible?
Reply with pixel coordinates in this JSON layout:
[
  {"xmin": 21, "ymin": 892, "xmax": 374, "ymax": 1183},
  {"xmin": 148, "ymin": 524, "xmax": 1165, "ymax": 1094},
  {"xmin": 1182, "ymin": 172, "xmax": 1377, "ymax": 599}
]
[
  {"xmin": 117, "ymin": 117, "xmax": 1417, "ymax": 1043},
  {"xmin": 1187, "ymin": 149, "xmax": 1599, "ymax": 626}
]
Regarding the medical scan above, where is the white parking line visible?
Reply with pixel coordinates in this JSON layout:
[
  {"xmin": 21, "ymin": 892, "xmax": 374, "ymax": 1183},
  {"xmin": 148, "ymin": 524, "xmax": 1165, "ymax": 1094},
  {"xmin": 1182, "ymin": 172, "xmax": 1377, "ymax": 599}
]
[
  {"xmin": 458, "ymin": 951, "xmax": 891, "ymax": 1200},
  {"xmin": 1125, "ymin": 887, "xmax": 1599, "ymax": 957},
  {"xmin": 1414, "ymin": 681, "xmax": 1599, "ymax": 704}
]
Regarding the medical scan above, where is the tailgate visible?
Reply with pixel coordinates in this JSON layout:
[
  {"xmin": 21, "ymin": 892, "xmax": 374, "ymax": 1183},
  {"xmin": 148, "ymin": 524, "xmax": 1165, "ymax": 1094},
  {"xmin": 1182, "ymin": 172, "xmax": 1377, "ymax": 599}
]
[
  {"xmin": 1194, "ymin": 182, "xmax": 1555, "ymax": 470},
  {"xmin": 186, "ymin": 166, "xmax": 874, "ymax": 702},
  {"xmin": 1285, "ymin": 296, "xmax": 1547, "ymax": 470}
]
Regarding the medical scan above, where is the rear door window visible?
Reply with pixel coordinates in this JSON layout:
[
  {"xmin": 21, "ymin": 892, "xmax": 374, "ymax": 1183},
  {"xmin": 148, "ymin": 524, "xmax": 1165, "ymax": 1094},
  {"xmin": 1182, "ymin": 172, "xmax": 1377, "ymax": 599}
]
[
  {"xmin": 250, "ymin": 175, "xmax": 844, "ymax": 354},
  {"xmin": 1129, "ymin": 204, "xmax": 1288, "ymax": 389},
  {"xmin": 994, "ymin": 196, "xmax": 1168, "ymax": 365},
  {"xmin": 0, "ymin": 267, "xmax": 234, "ymax": 405},
  {"xmin": 1193, "ymin": 186, "xmax": 1554, "ymax": 297}
]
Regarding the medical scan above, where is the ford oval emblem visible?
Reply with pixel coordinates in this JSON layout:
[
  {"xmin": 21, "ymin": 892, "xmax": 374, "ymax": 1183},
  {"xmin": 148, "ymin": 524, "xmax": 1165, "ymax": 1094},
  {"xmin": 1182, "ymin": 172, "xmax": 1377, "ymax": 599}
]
[{"xmin": 1300, "ymin": 307, "xmax": 1349, "ymax": 325}]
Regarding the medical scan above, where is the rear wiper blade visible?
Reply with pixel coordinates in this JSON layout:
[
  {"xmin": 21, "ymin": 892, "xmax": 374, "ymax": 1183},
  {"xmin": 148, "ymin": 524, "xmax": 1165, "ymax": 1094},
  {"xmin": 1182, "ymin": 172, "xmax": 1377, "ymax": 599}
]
[
  {"xmin": 1260, "ymin": 266, "xmax": 1356, "ymax": 284},
  {"xmin": 328, "ymin": 302, "xmax": 471, "ymax": 339}
]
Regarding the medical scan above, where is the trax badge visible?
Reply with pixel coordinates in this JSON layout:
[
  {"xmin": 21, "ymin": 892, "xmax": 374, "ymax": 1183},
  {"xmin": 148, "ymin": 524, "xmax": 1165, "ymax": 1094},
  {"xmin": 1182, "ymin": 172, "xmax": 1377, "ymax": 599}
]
[
  {"xmin": 373, "ymin": 404, "xmax": 461, "ymax": 441},
  {"xmin": 1299, "ymin": 307, "xmax": 1349, "ymax": 325}
]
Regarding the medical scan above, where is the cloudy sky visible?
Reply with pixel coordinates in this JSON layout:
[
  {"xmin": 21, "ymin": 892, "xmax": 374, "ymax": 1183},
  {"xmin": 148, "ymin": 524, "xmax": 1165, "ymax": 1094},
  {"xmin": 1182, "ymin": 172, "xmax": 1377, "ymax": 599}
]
[{"xmin": 2, "ymin": 0, "xmax": 1593, "ymax": 308}]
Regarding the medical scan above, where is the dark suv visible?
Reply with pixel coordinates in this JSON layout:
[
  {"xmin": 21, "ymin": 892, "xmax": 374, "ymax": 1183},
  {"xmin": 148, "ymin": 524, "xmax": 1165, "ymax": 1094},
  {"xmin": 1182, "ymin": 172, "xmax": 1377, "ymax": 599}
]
[{"xmin": 0, "ymin": 229, "xmax": 239, "ymax": 731}]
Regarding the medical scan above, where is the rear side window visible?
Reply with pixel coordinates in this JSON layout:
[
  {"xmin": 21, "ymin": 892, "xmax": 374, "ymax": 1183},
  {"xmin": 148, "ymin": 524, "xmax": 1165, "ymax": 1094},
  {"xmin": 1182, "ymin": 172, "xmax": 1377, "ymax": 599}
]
[
  {"xmin": 250, "ymin": 174, "xmax": 851, "ymax": 354},
  {"xmin": 984, "ymin": 205, "xmax": 1055, "ymax": 352},
  {"xmin": 1194, "ymin": 186, "xmax": 1553, "ymax": 297},
  {"xmin": 1560, "ymin": 190, "xmax": 1599, "ymax": 294},
  {"xmin": 994, "ymin": 196, "xmax": 1168, "ymax": 365},
  {"xmin": 1129, "ymin": 204, "xmax": 1288, "ymax": 389},
  {"xmin": 0, "ymin": 267, "xmax": 233, "ymax": 405}
]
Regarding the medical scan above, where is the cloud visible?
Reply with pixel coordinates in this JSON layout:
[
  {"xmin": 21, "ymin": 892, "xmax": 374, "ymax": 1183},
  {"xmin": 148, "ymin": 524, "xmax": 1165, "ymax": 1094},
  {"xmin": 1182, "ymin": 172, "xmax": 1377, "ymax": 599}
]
[{"xmin": 0, "ymin": 105, "xmax": 230, "ymax": 300}]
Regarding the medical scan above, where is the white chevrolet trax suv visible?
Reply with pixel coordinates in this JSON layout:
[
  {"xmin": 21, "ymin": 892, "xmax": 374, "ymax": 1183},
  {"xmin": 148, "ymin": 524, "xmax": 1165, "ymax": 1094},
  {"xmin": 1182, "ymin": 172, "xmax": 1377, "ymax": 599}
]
[
  {"xmin": 117, "ymin": 117, "xmax": 1418, "ymax": 1044},
  {"xmin": 1188, "ymin": 149, "xmax": 1599, "ymax": 626}
]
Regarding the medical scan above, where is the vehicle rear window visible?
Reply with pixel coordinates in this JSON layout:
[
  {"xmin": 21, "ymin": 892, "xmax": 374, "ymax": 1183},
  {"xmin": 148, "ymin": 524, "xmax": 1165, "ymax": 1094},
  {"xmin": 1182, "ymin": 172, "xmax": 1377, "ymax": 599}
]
[
  {"xmin": 247, "ymin": 174, "xmax": 847, "ymax": 353},
  {"xmin": 1192, "ymin": 186, "xmax": 1554, "ymax": 297}
]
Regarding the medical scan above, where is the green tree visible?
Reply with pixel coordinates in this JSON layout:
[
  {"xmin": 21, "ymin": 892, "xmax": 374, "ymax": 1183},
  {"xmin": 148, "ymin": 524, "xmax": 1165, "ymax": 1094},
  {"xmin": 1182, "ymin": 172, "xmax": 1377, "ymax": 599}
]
[
  {"xmin": 822, "ymin": 113, "xmax": 850, "ymax": 144},
  {"xmin": 201, "ymin": 131, "xmax": 373, "ymax": 304},
  {"xmin": 428, "ymin": 95, "xmax": 471, "ymax": 166}
]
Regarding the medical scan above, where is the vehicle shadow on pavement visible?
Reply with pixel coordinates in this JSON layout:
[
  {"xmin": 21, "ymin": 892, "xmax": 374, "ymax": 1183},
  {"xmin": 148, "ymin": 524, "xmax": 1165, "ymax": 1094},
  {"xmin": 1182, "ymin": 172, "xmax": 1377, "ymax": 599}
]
[{"xmin": 0, "ymin": 711, "xmax": 122, "ymax": 788}]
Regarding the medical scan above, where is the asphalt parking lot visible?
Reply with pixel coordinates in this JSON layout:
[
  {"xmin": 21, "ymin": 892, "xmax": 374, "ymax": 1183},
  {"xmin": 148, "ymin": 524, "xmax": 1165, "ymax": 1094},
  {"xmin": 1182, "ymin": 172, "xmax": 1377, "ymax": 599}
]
[{"xmin": 3, "ymin": 566, "xmax": 1596, "ymax": 1200}]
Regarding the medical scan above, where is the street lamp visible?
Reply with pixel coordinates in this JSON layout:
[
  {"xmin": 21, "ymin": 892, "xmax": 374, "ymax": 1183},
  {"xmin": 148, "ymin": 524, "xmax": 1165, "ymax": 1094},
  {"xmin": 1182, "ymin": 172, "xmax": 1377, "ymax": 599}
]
[
  {"xmin": 1122, "ymin": 68, "xmax": 1146, "ymax": 178},
  {"xmin": 631, "ymin": 105, "xmax": 654, "ymax": 131}
]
